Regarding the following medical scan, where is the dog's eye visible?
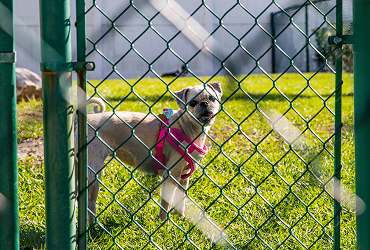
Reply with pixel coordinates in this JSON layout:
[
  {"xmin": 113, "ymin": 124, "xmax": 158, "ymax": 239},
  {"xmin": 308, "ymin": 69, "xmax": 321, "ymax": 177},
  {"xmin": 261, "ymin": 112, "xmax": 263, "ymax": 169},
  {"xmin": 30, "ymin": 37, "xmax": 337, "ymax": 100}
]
[
  {"xmin": 189, "ymin": 100, "xmax": 197, "ymax": 107},
  {"xmin": 209, "ymin": 96, "xmax": 216, "ymax": 102}
]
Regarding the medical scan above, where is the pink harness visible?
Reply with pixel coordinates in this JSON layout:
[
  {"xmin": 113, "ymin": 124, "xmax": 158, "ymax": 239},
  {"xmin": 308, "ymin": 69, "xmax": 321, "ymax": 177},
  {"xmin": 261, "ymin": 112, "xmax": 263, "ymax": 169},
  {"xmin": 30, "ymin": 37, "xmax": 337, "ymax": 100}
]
[{"xmin": 153, "ymin": 109, "xmax": 208, "ymax": 179}]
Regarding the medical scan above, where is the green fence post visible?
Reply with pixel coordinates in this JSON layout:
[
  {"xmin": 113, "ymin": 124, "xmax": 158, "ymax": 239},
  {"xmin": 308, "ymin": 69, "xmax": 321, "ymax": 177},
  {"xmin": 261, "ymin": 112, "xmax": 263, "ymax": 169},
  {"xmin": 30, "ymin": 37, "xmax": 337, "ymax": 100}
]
[
  {"xmin": 76, "ymin": 0, "xmax": 88, "ymax": 248},
  {"xmin": 0, "ymin": 0, "xmax": 19, "ymax": 249},
  {"xmin": 40, "ymin": 0, "xmax": 76, "ymax": 249},
  {"xmin": 353, "ymin": 0, "xmax": 370, "ymax": 249},
  {"xmin": 333, "ymin": 0, "xmax": 343, "ymax": 249}
]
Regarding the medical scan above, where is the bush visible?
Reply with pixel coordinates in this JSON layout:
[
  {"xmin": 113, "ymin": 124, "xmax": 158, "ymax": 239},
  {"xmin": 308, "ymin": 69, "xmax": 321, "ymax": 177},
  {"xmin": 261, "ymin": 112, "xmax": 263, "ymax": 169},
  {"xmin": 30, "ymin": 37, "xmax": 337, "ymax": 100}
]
[{"xmin": 315, "ymin": 23, "xmax": 353, "ymax": 72}]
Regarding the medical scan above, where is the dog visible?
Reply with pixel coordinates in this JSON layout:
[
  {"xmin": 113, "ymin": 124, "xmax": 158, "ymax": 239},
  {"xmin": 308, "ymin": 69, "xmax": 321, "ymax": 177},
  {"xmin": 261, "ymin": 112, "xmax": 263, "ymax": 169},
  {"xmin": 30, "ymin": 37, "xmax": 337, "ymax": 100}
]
[{"xmin": 75, "ymin": 82, "xmax": 222, "ymax": 223}]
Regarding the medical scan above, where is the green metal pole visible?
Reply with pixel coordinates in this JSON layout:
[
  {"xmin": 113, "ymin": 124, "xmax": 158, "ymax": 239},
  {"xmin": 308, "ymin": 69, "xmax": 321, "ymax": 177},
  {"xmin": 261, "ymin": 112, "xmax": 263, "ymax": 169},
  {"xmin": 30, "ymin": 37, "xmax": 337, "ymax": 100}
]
[
  {"xmin": 305, "ymin": 4, "xmax": 310, "ymax": 73},
  {"xmin": 76, "ymin": 0, "xmax": 88, "ymax": 248},
  {"xmin": 270, "ymin": 13, "xmax": 276, "ymax": 74},
  {"xmin": 0, "ymin": 0, "xmax": 19, "ymax": 249},
  {"xmin": 333, "ymin": 0, "xmax": 342, "ymax": 249},
  {"xmin": 40, "ymin": 0, "xmax": 76, "ymax": 249},
  {"xmin": 353, "ymin": 0, "xmax": 370, "ymax": 249}
]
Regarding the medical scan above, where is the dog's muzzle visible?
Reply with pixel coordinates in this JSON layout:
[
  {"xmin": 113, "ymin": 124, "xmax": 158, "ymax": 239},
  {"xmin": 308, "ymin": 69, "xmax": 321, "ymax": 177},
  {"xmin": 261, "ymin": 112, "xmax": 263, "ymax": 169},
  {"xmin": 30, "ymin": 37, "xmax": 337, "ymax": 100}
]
[{"xmin": 199, "ymin": 110, "xmax": 214, "ymax": 123}]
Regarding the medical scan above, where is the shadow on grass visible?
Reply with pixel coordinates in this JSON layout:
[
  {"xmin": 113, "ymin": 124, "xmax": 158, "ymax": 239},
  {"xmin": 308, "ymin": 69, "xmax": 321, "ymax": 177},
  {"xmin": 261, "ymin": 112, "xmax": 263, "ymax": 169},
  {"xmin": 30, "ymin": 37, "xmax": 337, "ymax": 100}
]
[
  {"xmin": 20, "ymin": 226, "xmax": 45, "ymax": 250},
  {"xmin": 100, "ymin": 90, "xmax": 354, "ymax": 106},
  {"xmin": 87, "ymin": 217, "xmax": 125, "ymax": 243}
]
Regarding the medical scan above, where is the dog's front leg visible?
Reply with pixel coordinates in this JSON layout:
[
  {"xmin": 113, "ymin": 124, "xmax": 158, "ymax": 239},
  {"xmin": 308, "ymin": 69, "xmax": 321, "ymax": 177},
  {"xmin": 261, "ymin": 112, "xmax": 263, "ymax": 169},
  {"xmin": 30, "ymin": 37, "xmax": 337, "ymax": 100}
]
[
  {"xmin": 158, "ymin": 172, "xmax": 179, "ymax": 221},
  {"xmin": 173, "ymin": 177, "xmax": 189, "ymax": 218},
  {"xmin": 158, "ymin": 161, "xmax": 184, "ymax": 221}
]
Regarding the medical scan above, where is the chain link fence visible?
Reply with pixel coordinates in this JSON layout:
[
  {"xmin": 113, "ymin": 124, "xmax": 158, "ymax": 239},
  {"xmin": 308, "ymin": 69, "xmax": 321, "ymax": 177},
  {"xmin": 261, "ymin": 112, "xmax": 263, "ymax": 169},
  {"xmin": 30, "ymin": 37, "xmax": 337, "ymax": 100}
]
[
  {"xmin": 75, "ymin": 0, "xmax": 352, "ymax": 249},
  {"xmin": 271, "ymin": 0, "xmax": 353, "ymax": 73}
]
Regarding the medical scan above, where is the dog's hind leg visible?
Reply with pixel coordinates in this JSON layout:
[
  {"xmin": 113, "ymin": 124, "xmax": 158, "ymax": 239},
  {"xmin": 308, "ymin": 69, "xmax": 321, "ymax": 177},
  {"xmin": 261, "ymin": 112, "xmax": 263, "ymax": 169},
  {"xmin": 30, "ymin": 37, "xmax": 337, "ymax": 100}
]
[
  {"xmin": 87, "ymin": 172, "xmax": 101, "ymax": 225},
  {"xmin": 86, "ymin": 139, "xmax": 111, "ymax": 225}
]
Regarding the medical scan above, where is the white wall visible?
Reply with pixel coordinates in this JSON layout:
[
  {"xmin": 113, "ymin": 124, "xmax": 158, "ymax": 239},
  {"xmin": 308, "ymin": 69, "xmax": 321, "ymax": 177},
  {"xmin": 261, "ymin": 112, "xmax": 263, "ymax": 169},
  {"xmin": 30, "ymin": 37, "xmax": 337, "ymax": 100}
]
[
  {"xmin": 14, "ymin": 0, "xmax": 42, "ymax": 75},
  {"xmin": 13, "ymin": 0, "xmax": 320, "ymax": 79}
]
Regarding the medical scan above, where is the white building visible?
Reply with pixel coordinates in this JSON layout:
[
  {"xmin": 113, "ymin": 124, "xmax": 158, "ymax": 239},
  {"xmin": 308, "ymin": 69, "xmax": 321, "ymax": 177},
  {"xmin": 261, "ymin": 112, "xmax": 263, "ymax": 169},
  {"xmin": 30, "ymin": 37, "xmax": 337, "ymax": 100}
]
[{"xmin": 14, "ymin": 0, "xmax": 352, "ymax": 79}]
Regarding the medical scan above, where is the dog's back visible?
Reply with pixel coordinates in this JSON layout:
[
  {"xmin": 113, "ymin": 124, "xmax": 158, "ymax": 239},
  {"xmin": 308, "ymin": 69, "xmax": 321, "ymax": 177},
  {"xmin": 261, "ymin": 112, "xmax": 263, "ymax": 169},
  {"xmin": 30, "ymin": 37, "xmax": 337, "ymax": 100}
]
[{"xmin": 87, "ymin": 111, "xmax": 162, "ymax": 174}]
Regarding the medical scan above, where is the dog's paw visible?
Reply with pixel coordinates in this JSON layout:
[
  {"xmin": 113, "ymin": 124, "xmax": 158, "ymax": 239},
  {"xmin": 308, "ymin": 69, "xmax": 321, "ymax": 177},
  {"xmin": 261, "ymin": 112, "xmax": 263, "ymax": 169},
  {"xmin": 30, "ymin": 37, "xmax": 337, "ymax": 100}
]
[
  {"xmin": 174, "ymin": 210, "xmax": 185, "ymax": 218},
  {"xmin": 158, "ymin": 210, "xmax": 168, "ymax": 221},
  {"xmin": 174, "ymin": 204, "xmax": 185, "ymax": 218},
  {"xmin": 174, "ymin": 200, "xmax": 186, "ymax": 217}
]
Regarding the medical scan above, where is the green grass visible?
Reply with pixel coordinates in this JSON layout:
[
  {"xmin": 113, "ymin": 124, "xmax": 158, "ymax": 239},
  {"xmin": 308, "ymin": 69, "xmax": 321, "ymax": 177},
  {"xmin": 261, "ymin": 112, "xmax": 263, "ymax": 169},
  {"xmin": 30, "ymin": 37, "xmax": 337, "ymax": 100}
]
[
  {"xmin": 18, "ymin": 73, "xmax": 355, "ymax": 249},
  {"xmin": 19, "ymin": 156, "xmax": 46, "ymax": 250},
  {"xmin": 17, "ymin": 99, "xmax": 46, "ymax": 250}
]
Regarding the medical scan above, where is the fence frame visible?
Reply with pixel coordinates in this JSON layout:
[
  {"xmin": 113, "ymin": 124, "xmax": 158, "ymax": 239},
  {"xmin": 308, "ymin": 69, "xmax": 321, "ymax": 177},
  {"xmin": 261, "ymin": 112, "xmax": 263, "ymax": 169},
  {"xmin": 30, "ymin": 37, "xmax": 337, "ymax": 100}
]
[
  {"xmin": 0, "ymin": 0, "xmax": 19, "ymax": 249},
  {"xmin": 353, "ymin": 0, "xmax": 370, "ymax": 249},
  {"xmin": 76, "ymin": 0, "xmax": 89, "ymax": 248},
  {"xmin": 32, "ymin": 0, "xmax": 369, "ymax": 249},
  {"xmin": 333, "ymin": 0, "xmax": 343, "ymax": 249},
  {"xmin": 40, "ymin": 0, "xmax": 76, "ymax": 249},
  {"xmin": 74, "ymin": 0, "xmax": 346, "ymax": 249}
]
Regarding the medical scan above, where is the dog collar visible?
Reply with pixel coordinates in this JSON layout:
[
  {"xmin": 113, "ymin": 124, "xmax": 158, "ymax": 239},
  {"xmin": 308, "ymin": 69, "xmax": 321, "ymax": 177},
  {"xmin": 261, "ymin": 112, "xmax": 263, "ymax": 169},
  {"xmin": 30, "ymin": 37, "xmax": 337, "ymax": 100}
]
[{"xmin": 153, "ymin": 109, "xmax": 208, "ymax": 179}]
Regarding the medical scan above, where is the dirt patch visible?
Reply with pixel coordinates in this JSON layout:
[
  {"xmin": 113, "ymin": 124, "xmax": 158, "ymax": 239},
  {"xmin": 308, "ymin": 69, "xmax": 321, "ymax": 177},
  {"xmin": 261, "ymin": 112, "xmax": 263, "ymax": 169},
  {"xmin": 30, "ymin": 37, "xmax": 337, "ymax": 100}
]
[
  {"xmin": 18, "ymin": 137, "xmax": 44, "ymax": 163},
  {"xmin": 18, "ymin": 104, "xmax": 43, "ymax": 121}
]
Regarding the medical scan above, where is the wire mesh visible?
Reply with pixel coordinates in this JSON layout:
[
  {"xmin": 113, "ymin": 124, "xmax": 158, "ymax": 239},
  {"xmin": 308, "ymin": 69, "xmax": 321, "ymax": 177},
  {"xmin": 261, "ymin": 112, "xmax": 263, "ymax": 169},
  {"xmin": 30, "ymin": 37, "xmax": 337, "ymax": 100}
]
[
  {"xmin": 75, "ymin": 0, "xmax": 351, "ymax": 249},
  {"xmin": 271, "ymin": 0, "xmax": 352, "ymax": 73}
]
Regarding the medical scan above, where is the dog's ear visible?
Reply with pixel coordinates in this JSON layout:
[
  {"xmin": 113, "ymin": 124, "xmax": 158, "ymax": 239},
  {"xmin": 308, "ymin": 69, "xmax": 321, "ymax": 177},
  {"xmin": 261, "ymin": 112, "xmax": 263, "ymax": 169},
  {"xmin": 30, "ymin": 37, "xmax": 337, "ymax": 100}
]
[
  {"xmin": 174, "ymin": 87, "xmax": 189, "ymax": 110},
  {"xmin": 207, "ymin": 82, "xmax": 223, "ymax": 100}
]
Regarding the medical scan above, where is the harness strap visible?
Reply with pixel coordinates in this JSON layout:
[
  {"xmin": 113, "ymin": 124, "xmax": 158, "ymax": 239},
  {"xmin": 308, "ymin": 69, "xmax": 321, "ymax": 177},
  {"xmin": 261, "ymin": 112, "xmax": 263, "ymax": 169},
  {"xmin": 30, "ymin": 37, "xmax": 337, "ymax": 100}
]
[
  {"xmin": 152, "ymin": 119, "xmax": 168, "ymax": 176},
  {"xmin": 153, "ymin": 109, "xmax": 208, "ymax": 179}
]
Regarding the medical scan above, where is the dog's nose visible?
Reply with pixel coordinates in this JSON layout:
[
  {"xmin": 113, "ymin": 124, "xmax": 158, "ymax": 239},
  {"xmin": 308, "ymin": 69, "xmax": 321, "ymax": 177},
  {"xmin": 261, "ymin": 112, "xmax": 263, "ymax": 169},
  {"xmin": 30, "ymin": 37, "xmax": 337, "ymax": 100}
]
[{"xmin": 200, "ymin": 101, "xmax": 209, "ymax": 107}]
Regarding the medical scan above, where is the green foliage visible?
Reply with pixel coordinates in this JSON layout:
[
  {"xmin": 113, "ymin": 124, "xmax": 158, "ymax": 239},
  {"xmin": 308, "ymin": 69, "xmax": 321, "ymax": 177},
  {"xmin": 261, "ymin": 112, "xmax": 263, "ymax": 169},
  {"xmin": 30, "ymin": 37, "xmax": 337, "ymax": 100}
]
[
  {"xmin": 18, "ymin": 73, "xmax": 355, "ymax": 249},
  {"xmin": 315, "ymin": 24, "xmax": 353, "ymax": 72}
]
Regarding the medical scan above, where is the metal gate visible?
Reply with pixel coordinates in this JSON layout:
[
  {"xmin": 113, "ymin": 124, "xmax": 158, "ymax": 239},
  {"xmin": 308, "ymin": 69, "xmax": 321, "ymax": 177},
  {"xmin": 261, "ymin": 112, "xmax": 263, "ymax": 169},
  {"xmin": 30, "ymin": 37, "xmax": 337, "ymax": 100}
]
[
  {"xmin": 0, "ymin": 0, "xmax": 18, "ymax": 249},
  {"xmin": 74, "ymin": 0, "xmax": 345, "ymax": 249},
  {"xmin": 34, "ymin": 0, "xmax": 368, "ymax": 249}
]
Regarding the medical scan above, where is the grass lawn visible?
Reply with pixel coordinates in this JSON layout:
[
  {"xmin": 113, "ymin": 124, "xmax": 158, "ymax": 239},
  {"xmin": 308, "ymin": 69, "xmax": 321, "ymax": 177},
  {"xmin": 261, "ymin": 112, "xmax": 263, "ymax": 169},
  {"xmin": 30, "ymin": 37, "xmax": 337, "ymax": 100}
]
[{"xmin": 18, "ymin": 72, "xmax": 355, "ymax": 249}]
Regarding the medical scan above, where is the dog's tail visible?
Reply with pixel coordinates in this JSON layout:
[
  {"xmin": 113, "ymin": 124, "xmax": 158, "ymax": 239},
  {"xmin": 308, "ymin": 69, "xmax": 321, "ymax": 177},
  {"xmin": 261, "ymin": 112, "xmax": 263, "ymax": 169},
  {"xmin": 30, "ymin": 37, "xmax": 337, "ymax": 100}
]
[
  {"xmin": 88, "ymin": 97, "xmax": 106, "ymax": 113},
  {"xmin": 73, "ymin": 97, "xmax": 105, "ymax": 135}
]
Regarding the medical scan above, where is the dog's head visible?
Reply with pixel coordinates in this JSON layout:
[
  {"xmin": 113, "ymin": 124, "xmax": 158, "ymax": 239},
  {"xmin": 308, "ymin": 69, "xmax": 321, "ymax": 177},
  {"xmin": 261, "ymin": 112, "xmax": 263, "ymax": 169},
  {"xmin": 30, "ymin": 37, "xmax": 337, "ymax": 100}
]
[{"xmin": 174, "ymin": 82, "xmax": 222, "ymax": 124}]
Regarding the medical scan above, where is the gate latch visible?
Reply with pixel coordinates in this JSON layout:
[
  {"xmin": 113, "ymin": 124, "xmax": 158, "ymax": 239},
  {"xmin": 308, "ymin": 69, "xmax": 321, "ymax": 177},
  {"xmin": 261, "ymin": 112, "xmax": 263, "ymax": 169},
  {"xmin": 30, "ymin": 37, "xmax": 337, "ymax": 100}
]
[
  {"xmin": 41, "ymin": 61, "xmax": 95, "ymax": 72},
  {"xmin": 0, "ymin": 52, "xmax": 16, "ymax": 64},
  {"xmin": 328, "ymin": 35, "xmax": 355, "ymax": 45}
]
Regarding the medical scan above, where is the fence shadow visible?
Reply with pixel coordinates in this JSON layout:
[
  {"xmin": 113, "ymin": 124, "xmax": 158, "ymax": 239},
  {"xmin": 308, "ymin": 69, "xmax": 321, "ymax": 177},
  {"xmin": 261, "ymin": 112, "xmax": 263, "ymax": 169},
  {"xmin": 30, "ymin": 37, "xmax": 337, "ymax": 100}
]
[{"xmin": 20, "ymin": 226, "xmax": 45, "ymax": 250}]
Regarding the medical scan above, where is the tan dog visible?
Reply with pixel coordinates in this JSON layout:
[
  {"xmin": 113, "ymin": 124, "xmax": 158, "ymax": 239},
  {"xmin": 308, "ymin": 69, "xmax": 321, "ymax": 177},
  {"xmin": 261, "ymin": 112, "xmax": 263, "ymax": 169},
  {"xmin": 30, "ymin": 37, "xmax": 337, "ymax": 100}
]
[{"xmin": 77, "ymin": 82, "xmax": 222, "ymax": 223}]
